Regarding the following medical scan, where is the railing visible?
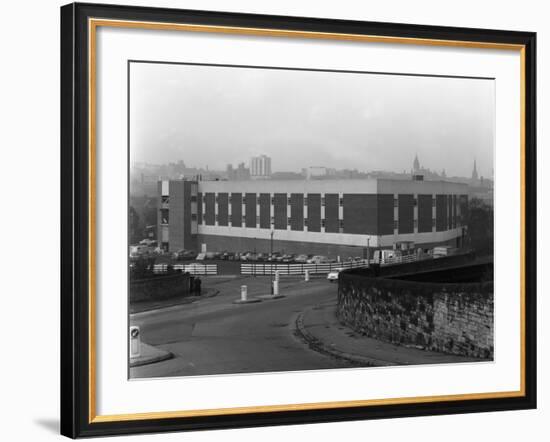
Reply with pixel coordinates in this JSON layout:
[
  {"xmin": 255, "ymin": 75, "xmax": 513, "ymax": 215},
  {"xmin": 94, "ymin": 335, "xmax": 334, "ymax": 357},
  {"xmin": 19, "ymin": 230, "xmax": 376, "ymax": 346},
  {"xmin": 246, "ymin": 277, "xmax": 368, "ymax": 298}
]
[
  {"xmin": 379, "ymin": 253, "xmax": 431, "ymax": 266},
  {"xmin": 240, "ymin": 259, "xmax": 369, "ymax": 276},
  {"xmin": 153, "ymin": 263, "xmax": 218, "ymax": 275}
]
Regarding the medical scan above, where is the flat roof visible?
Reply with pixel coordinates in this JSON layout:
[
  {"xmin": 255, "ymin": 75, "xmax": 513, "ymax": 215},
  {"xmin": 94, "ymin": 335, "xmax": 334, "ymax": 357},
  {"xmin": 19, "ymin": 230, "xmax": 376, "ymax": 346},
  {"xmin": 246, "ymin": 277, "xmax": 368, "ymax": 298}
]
[{"xmin": 183, "ymin": 178, "xmax": 468, "ymax": 194}]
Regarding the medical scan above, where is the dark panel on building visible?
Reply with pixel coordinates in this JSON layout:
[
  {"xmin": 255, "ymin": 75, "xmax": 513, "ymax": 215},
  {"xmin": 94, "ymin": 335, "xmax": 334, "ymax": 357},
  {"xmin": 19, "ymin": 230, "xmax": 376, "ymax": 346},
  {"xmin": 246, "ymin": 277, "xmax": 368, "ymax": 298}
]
[
  {"xmin": 169, "ymin": 181, "xmax": 185, "ymax": 251},
  {"xmin": 325, "ymin": 193, "xmax": 339, "ymax": 233},
  {"xmin": 245, "ymin": 193, "xmax": 256, "ymax": 228},
  {"xmin": 452, "ymin": 195, "xmax": 457, "ymax": 228},
  {"xmin": 417, "ymin": 194, "xmax": 433, "ymax": 233},
  {"xmin": 377, "ymin": 194, "xmax": 394, "ymax": 235},
  {"xmin": 197, "ymin": 192, "xmax": 202, "ymax": 224},
  {"xmin": 231, "ymin": 193, "xmax": 242, "ymax": 227},
  {"xmin": 259, "ymin": 193, "xmax": 270, "ymax": 229},
  {"xmin": 183, "ymin": 183, "xmax": 197, "ymax": 251},
  {"xmin": 204, "ymin": 192, "xmax": 215, "ymax": 226},
  {"xmin": 459, "ymin": 194, "xmax": 469, "ymax": 225},
  {"xmin": 290, "ymin": 193, "xmax": 304, "ymax": 231},
  {"xmin": 343, "ymin": 194, "xmax": 377, "ymax": 235},
  {"xmin": 217, "ymin": 193, "xmax": 228, "ymax": 226},
  {"xmin": 398, "ymin": 194, "xmax": 414, "ymax": 234},
  {"xmin": 448, "ymin": 195, "xmax": 453, "ymax": 230},
  {"xmin": 273, "ymin": 193, "xmax": 287, "ymax": 230},
  {"xmin": 157, "ymin": 181, "xmax": 163, "ymax": 246},
  {"xmin": 307, "ymin": 193, "xmax": 321, "ymax": 232},
  {"xmin": 436, "ymin": 194, "xmax": 448, "ymax": 231}
]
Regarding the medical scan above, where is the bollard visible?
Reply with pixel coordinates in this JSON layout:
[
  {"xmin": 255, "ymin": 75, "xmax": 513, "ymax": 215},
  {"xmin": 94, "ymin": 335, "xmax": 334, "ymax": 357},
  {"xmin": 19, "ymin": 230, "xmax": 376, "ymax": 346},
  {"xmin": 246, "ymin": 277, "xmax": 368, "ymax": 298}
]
[
  {"xmin": 273, "ymin": 279, "xmax": 279, "ymax": 296},
  {"xmin": 129, "ymin": 326, "xmax": 141, "ymax": 358},
  {"xmin": 240, "ymin": 285, "xmax": 248, "ymax": 302},
  {"xmin": 304, "ymin": 269, "xmax": 310, "ymax": 282}
]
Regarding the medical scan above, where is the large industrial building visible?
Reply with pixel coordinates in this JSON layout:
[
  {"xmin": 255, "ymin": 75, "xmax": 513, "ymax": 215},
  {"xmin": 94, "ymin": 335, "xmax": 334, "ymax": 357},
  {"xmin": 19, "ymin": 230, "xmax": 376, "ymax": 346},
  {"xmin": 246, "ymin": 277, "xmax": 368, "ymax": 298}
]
[{"xmin": 157, "ymin": 178, "xmax": 468, "ymax": 258}]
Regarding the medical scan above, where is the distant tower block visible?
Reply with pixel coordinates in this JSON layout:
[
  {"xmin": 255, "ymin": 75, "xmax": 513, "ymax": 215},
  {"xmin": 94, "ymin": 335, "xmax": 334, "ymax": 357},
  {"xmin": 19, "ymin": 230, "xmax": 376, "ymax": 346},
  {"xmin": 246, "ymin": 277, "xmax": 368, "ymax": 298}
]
[{"xmin": 250, "ymin": 155, "xmax": 272, "ymax": 180}]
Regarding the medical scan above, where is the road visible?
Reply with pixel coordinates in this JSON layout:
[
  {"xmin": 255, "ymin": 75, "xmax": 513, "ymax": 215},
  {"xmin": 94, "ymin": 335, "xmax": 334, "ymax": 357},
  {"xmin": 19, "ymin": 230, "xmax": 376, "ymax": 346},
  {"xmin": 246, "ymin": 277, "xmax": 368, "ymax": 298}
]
[{"xmin": 130, "ymin": 276, "xmax": 353, "ymax": 378}]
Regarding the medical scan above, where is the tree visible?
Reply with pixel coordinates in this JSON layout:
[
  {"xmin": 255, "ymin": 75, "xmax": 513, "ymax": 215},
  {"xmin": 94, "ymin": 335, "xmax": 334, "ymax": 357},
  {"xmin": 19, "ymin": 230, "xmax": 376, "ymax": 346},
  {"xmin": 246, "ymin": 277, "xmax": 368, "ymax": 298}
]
[
  {"xmin": 465, "ymin": 197, "xmax": 493, "ymax": 256},
  {"xmin": 129, "ymin": 206, "xmax": 140, "ymax": 243}
]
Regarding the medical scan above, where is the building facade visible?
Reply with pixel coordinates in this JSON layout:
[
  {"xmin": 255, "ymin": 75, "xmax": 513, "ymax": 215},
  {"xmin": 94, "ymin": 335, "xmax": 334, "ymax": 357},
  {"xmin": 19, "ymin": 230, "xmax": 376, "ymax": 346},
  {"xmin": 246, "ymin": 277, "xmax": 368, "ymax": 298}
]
[
  {"xmin": 249, "ymin": 155, "xmax": 272, "ymax": 180},
  {"xmin": 158, "ymin": 178, "xmax": 468, "ymax": 258}
]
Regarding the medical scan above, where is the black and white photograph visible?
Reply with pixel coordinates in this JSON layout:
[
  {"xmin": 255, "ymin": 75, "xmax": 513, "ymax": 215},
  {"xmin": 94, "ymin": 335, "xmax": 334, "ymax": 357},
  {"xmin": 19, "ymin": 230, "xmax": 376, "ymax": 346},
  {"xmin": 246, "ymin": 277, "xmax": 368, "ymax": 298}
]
[{"xmin": 128, "ymin": 61, "xmax": 495, "ymax": 378}]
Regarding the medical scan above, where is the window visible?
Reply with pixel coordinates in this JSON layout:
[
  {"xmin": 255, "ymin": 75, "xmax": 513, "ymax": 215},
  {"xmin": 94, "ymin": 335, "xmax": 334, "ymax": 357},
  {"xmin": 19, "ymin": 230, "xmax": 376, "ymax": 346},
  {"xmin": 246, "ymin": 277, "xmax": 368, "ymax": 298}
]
[
  {"xmin": 304, "ymin": 219, "xmax": 308, "ymax": 227},
  {"xmin": 432, "ymin": 218, "xmax": 436, "ymax": 227},
  {"xmin": 242, "ymin": 216, "xmax": 246, "ymax": 224},
  {"xmin": 321, "ymin": 219, "xmax": 326, "ymax": 227},
  {"xmin": 304, "ymin": 197, "xmax": 308, "ymax": 206},
  {"xmin": 394, "ymin": 220, "xmax": 398, "ymax": 229},
  {"xmin": 270, "ymin": 216, "xmax": 274, "ymax": 225},
  {"xmin": 271, "ymin": 197, "xmax": 274, "ymax": 205},
  {"xmin": 215, "ymin": 196, "xmax": 218, "ymax": 204},
  {"xmin": 321, "ymin": 197, "xmax": 325, "ymax": 207},
  {"xmin": 287, "ymin": 197, "xmax": 292, "ymax": 205},
  {"xmin": 191, "ymin": 214, "xmax": 197, "ymax": 221},
  {"xmin": 160, "ymin": 208, "xmax": 169, "ymax": 225},
  {"xmin": 288, "ymin": 217, "xmax": 292, "ymax": 225},
  {"xmin": 256, "ymin": 216, "xmax": 260, "ymax": 225},
  {"xmin": 215, "ymin": 214, "xmax": 218, "ymax": 222},
  {"xmin": 413, "ymin": 198, "xmax": 417, "ymax": 207},
  {"xmin": 432, "ymin": 198, "xmax": 436, "ymax": 207},
  {"xmin": 339, "ymin": 220, "xmax": 344, "ymax": 229},
  {"xmin": 339, "ymin": 197, "xmax": 343, "ymax": 207},
  {"xmin": 190, "ymin": 195, "xmax": 197, "ymax": 203},
  {"xmin": 414, "ymin": 219, "xmax": 418, "ymax": 228},
  {"xmin": 394, "ymin": 198, "xmax": 398, "ymax": 208},
  {"xmin": 161, "ymin": 195, "xmax": 169, "ymax": 204}
]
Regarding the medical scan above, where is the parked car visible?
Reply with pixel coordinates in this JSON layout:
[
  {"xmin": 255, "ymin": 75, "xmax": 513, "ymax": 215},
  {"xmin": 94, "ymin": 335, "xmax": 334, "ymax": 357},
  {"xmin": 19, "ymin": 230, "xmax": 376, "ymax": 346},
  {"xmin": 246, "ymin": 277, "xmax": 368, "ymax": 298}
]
[
  {"xmin": 267, "ymin": 252, "xmax": 281, "ymax": 262},
  {"xmin": 129, "ymin": 244, "xmax": 151, "ymax": 258},
  {"xmin": 281, "ymin": 254, "xmax": 295, "ymax": 263},
  {"xmin": 172, "ymin": 249, "xmax": 198, "ymax": 261},
  {"xmin": 221, "ymin": 251, "xmax": 236, "ymax": 260},
  {"xmin": 195, "ymin": 252, "xmax": 206, "ymax": 261},
  {"xmin": 308, "ymin": 255, "xmax": 330, "ymax": 264},
  {"xmin": 294, "ymin": 254, "xmax": 309, "ymax": 263},
  {"xmin": 256, "ymin": 252, "xmax": 267, "ymax": 262},
  {"xmin": 327, "ymin": 268, "xmax": 344, "ymax": 282}
]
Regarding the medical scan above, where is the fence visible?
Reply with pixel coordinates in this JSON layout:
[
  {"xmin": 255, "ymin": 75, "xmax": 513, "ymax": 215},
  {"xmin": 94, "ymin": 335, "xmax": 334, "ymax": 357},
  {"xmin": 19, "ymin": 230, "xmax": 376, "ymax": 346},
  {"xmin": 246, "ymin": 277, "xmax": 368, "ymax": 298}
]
[
  {"xmin": 240, "ymin": 259, "xmax": 369, "ymax": 276},
  {"xmin": 153, "ymin": 263, "xmax": 218, "ymax": 275},
  {"xmin": 378, "ymin": 253, "xmax": 435, "ymax": 266}
]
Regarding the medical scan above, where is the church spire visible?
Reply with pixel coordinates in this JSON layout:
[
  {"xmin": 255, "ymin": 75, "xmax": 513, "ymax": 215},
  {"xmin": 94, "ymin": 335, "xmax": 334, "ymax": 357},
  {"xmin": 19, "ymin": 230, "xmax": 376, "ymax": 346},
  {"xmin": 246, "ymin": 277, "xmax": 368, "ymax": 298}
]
[
  {"xmin": 472, "ymin": 159, "xmax": 479, "ymax": 182},
  {"xmin": 413, "ymin": 154, "xmax": 420, "ymax": 172}
]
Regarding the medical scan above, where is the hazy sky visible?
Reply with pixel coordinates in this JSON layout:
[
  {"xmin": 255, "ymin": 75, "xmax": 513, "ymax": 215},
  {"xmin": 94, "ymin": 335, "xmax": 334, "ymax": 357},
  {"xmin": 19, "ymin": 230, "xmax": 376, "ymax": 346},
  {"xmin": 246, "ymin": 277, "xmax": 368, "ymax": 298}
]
[{"xmin": 129, "ymin": 62, "xmax": 494, "ymax": 178}]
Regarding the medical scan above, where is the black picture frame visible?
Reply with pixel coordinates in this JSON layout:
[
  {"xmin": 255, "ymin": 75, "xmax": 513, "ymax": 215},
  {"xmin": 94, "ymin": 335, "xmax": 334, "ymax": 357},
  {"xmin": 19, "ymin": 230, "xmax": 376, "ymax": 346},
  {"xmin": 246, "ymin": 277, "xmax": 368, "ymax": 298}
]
[{"xmin": 61, "ymin": 2, "xmax": 537, "ymax": 438}]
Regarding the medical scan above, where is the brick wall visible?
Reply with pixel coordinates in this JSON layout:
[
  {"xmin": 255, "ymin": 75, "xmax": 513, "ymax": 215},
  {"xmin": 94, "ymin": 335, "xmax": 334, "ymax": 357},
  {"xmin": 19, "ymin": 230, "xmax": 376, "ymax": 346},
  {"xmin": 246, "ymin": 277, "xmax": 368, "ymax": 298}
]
[{"xmin": 336, "ymin": 273, "xmax": 493, "ymax": 359}]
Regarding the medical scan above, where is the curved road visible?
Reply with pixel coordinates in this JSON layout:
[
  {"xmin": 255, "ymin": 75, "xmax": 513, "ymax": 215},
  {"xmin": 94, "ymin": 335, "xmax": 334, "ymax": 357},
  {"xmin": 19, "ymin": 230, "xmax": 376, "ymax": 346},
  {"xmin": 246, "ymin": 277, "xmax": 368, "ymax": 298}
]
[{"xmin": 130, "ymin": 276, "xmax": 353, "ymax": 378}]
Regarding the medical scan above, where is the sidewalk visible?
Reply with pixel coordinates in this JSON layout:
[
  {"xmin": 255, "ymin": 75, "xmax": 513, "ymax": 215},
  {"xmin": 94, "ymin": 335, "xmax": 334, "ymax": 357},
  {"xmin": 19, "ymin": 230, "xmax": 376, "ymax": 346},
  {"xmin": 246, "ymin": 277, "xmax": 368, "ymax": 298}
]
[
  {"xmin": 296, "ymin": 301, "xmax": 481, "ymax": 367},
  {"xmin": 130, "ymin": 288, "xmax": 219, "ymax": 314},
  {"xmin": 130, "ymin": 342, "xmax": 173, "ymax": 368}
]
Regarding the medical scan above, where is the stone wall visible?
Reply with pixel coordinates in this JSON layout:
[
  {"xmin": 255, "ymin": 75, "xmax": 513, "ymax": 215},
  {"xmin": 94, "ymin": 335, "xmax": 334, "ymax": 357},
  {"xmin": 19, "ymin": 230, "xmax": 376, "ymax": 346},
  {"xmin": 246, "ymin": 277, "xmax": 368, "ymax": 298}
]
[
  {"xmin": 336, "ymin": 273, "xmax": 493, "ymax": 359},
  {"xmin": 130, "ymin": 273, "xmax": 192, "ymax": 303}
]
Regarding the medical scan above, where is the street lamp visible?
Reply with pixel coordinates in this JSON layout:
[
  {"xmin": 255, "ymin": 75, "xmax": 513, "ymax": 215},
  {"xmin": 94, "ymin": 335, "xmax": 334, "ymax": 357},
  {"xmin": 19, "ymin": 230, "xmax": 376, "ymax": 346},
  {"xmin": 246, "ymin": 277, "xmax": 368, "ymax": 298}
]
[{"xmin": 270, "ymin": 229, "xmax": 274, "ymax": 294}]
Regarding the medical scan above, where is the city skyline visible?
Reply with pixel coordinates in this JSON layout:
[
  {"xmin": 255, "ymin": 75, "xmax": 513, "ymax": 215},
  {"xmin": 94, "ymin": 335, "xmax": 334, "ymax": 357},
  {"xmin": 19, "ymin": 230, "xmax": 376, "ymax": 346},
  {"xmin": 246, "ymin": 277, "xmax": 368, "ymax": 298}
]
[
  {"xmin": 131, "ymin": 153, "xmax": 491, "ymax": 182},
  {"xmin": 130, "ymin": 62, "xmax": 495, "ymax": 179}
]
